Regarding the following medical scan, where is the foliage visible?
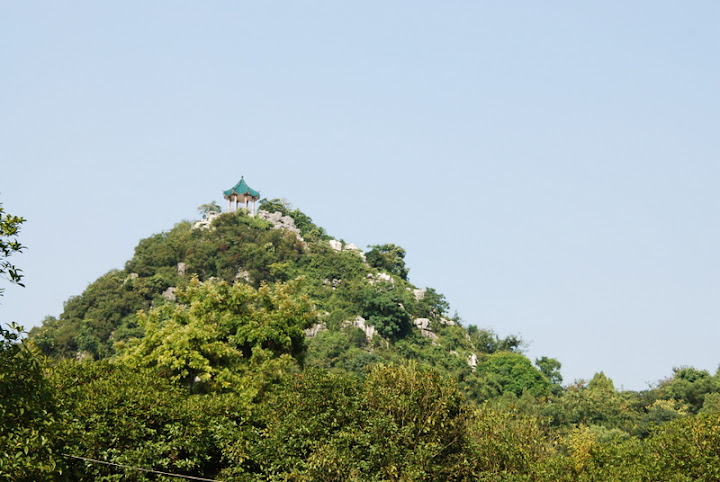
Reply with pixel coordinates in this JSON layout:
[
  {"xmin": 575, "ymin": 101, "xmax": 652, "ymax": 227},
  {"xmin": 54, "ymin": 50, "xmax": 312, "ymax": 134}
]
[
  {"xmin": 197, "ymin": 201, "xmax": 221, "ymax": 217},
  {"xmin": 0, "ymin": 323, "xmax": 64, "ymax": 480},
  {"xmin": 358, "ymin": 281, "xmax": 412, "ymax": 340},
  {"xmin": 365, "ymin": 243, "xmax": 409, "ymax": 280},
  {"xmin": 118, "ymin": 277, "xmax": 317, "ymax": 391},
  {"xmin": 20, "ymin": 196, "xmax": 720, "ymax": 480},
  {"xmin": 536, "ymin": 356, "xmax": 563, "ymax": 385},
  {"xmin": 467, "ymin": 404, "xmax": 552, "ymax": 477},
  {"xmin": 50, "ymin": 359, "xmax": 252, "ymax": 481},
  {"xmin": 657, "ymin": 366, "xmax": 720, "ymax": 413},
  {"xmin": 477, "ymin": 351, "xmax": 551, "ymax": 398},
  {"xmin": 0, "ymin": 203, "xmax": 25, "ymax": 296}
]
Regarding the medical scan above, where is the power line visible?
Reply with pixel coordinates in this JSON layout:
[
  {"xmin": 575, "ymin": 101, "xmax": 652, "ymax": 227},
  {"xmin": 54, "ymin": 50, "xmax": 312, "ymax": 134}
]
[{"xmin": 62, "ymin": 454, "xmax": 223, "ymax": 482}]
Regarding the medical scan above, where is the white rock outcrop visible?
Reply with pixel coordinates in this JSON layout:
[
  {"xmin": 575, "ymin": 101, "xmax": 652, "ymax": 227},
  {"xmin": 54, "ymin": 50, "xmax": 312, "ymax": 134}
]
[
  {"xmin": 413, "ymin": 318, "xmax": 438, "ymax": 340},
  {"xmin": 343, "ymin": 316, "xmax": 377, "ymax": 341},
  {"xmin": 367, "ymin": 272, "xmax": 393, "ymax": 284},
  {"xmin": 467, "ymin": 353, "xmax": 478, "ymax": 369},
  {"xmin": 162, "ymin": 287, "xmax": 177, "ymax": 301},
  {"xmin": 305, "ymin": 323, "xmax": 327, "ymax": 338},
  {"xmin": 235, "ymin": 268, "xmax": 251, "ymax": 283},
  {"xmin": 193, "ymin": 211, "xmax": 220, "ymax": 230},
  {"xmin": 257, "ymin": 210, "xmax": 301, "ymax": 234}
]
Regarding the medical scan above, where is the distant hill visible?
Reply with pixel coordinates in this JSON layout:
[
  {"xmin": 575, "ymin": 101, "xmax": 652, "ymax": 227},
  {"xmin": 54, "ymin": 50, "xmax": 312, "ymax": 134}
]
[{"xmin": 29, "ymin": 198, "xmax": 550, "ymax": 399}]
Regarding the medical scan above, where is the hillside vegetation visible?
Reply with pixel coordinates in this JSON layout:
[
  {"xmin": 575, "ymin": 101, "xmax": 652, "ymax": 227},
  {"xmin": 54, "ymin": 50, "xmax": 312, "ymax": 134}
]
[{"xmin": 3, "ymin": 199, "xmax": 720, "ymax": 480}]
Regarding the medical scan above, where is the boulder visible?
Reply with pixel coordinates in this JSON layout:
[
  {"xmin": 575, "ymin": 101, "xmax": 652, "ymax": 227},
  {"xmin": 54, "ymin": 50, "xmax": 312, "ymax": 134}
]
[
  {"xmin": 235, "ymin": 268, "xmax": 251, "ymax": 283},
  {"xmin": 162, "ymin": 287, "xmax": 177, "ymax": 301},
  {"xmin": 413, "ymin": 318, "xmax": 431, "ymax": 330},
  {"xmin": 343, "ymin": 316, "xmax": 377, "ymax": 341},
  {"xmin": 305, "ymin": 323, "xmax": 327, "ymax": 338},
  {"xmin": 257, "ymin": 210, "xmax": 301, "ymax": 234},
  {"xmin": 367, "ymin": 272, "xmax": 393, "ymax": 284},
  {"xmin": 467, "ymin": 353, "xmax": 478, "ymax": 369}
]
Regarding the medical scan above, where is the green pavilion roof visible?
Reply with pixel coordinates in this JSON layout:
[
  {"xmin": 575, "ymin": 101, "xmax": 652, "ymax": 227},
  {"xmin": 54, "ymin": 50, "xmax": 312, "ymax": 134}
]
[{"xmin": 223, "ymin": 177, "xmax": 260, "ymax": 198}]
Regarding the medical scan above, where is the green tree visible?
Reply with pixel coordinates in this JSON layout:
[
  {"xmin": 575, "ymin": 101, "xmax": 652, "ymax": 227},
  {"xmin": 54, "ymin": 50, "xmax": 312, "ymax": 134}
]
[
  {"xmin": 536, "ymin": 356, "xmax": 563, "ymax": 385},
  {"xmin": 0, "ymin": 323, "xmax": 64, "ymax": 480},
  {"xmin": 365, "ymin": 244, "xmax": 409, "ymax": 280},
  {"xmin": 118, "ymin": 277, "xmax": 317, "ymax": 390},
  {"xmin": 0, "ymin": 202, "xmax": 25, "ymax": 295},
  {"xmin": 657, "ymin": 366, "xmax": 720, "ymax": 414},
  {"xmin": 477, "ymin": 351, "xmax": 551, "ymax": 398},
  {"xmin": 358, "ymin": 362, "xmax": 473, "ymax": 480},
  {"xmin": 359, "ymin": 281, "xmax": 412, "ymax": 340},
  {"xmin": 197, "ymin": 201, "xmax": 221, "ymax": 218},
  {"xmin": 467, "ymin": 404, "xmax": 552, "ymax": 477},
  {"xmin": 51, "ymin": 359, "xmax": 246, "ymax": 481}
]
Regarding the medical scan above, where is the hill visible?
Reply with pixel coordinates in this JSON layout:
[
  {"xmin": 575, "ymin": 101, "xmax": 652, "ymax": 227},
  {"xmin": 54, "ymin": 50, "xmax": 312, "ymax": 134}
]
[
  {"xmin": 4, "ymin": 198, "xmax": 720, "ymax": 480},
  {"xmin": 29, "ymin": 199, "xmax": 548, "ymax": 399}
]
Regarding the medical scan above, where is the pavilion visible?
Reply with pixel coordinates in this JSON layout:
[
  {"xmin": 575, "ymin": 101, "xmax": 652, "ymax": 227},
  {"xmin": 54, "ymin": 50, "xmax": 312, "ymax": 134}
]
[{"xmin": 223, "ymin": 177, "xmax": 260, "ymax": 215}]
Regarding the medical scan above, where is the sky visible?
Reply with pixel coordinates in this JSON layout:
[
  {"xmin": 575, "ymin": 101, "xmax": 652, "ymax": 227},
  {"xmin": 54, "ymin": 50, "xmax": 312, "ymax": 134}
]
[{"xmin": 1, "ymin": 2, "xmax": 718, "ymax": 390}]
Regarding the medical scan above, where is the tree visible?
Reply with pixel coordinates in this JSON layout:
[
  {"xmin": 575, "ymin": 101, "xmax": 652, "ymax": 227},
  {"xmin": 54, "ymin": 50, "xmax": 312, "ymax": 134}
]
[
  {"xmin": 477, "ymin": 352, "xmax": 551, "ymax": 398},
  {"xmin": 536, "ymin": 356, "xmax": 563, "ymax": 385},
  {"xmin": 0, "ymin": 202, "xmax": 25, "ymax": 296},
  {"xmin": 51, "ymin": 360, "xmax": 239, "ymax": 481},
  {"xmin": 197, "ymin": 201, "xmax": 221, "ymax": 218},
  {"xmin": 118, "ymin": 277, "xmax": 317, "ymax": 390},
  {"xmin": 0, "ymin": 323, "xmax": 64, "ymax": 479},
  {"xmin": 365, "ymin": 244, "xmax": 409, "ymax": 280},
  {"xmin": 657, "ymin": 366, "xmax": 720, "ymax": 413},
  {"xmin": 359, "ymin": 281, "xmax": 412, "ymax": 340}
]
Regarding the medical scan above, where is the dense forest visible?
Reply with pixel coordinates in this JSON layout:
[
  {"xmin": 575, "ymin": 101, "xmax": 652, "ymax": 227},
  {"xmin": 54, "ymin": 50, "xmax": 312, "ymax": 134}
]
[{"xmin": 3, "ymin": 199, "xmax": 720, "ymax": 481}]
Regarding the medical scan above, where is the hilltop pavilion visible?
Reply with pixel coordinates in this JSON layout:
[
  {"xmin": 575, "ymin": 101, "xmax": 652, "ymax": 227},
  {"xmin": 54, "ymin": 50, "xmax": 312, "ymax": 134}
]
[{"xmin": 224, "ymin": 177, "xmax": 260, "ymax": 215}]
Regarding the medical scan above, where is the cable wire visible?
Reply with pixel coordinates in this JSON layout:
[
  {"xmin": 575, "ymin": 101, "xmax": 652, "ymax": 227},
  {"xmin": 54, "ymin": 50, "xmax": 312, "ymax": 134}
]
[{"xmin": 62, "ymin": 454, "xmax": 223, "ymax": 482}]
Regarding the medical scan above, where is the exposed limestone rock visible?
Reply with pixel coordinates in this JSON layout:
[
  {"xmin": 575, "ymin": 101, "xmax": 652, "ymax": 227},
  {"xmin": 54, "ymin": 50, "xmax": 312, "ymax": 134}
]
[
  {"xmin": 439, "ymin": 317, "xmax": 456, "ymax": 326},
  {"xmin": 413, "ymin": 318, "xmax": 438, "ymax": 340},
  {"xmin": 327, "ymin": 240, "xmax": 366, "ymax": 260},
  {"xmin": 75, "ymin": 351, "xmax": 91, "ymax": 362},
  {"xmin": 367, "ymin": 272, "xmax": 393, "ymax": 284},
  {"xmin": 257, "ymin": 210, "xmax": 301, "ymax": 234},
  {"xmin": 193, "ymin": 211, "xmax": 219, "ymax": 230},
  {"xmin": 344, "ymin": 243, "xmax": 366, "ymax": 260},
  {"xmin": 322, "ymin": 278, "xmax": 342, "ymax": 288},
  {"xmin": 467, "ymin": 353, "xmax": 478, "ymax": 369},
  {"xmin": 344, "ymin": 243, "xmax": 361, "ymax": 252},
  {"xmin": 177, "ymin": 262, "xmax": 187, "ymax": 276},
  {"xmin": 413, "ymin": 318, "xmax": 431, "ymax": 330},
  {"xmin": 413, "ymin": 289, "xmax": 426, "ymax": 300},
  {"xmin": 162, "ymin": 287, "xmax": 177, "ymax": 301},
  {"xmin": 235, "ymin": 268, "xmax": 251, "ymax": 283},
  {"xmin": 342, "ymin": 316, "xmax": 377, "ymax": 341},
  {"xmin": 305, "ymin": 322, "xmax": 327, "ymax": 338}
]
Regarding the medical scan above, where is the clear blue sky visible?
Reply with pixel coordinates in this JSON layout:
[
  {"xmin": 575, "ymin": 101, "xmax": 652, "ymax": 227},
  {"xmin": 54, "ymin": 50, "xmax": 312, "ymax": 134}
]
[{"xmin": 2, "ymin": 2, "xmax": 718, "ymax": 390}]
